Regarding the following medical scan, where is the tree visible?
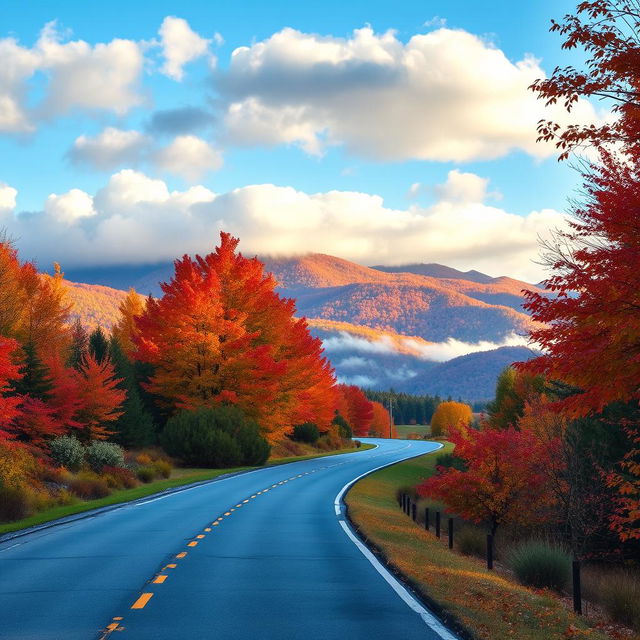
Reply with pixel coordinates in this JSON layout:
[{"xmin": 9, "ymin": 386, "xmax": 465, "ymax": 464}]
[
  {"xmin": 369, "ymin": 401, "xmax": 396, "ymax": 438},
  {"xmin": 336, "ymin": 384, "xmax": 374, "ymax": 437},
  {"xmin": 67, "ymin": 318, "xmax": 88, "ymax": 370},
  {"xmin": 531, "ymin": 0, "xmax": 640, "ymax": 160},
  {"xmin": 75, "ymin": 353, "xmax": 126, "ymax": 440},
  {"xmin": 418, "ymin": 426, "xmax": 558, "ymax": 535},
  {"xmin": 112, "ymin": 288, "xmax": 145, "ymax": 354},
  {"xmin": 109, "ymin": 339, "xmax": 155, "ymax": 448},
  {"xmin": 13, "ymin": 341, "xmax": 53, "ymax": 401},
  {"xmin": 0, "ymin": 337, "xmax": 22, "ymax": 442},
  {"xmin": 487, "ymin": 368, "xmax": 546, "ymax": 430},
  {"xmin": 88, "ymin": 327, "xmax": 110, "ymax": 365},
  {"xmin": 430, "ymin": 401, "xmax": 472, "ymax": 437},
  {"xmin": 134, "ymin": 233, "xmax": 336, "ymax": 443}
]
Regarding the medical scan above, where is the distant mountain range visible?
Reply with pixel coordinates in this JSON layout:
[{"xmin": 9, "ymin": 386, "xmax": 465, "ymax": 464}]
[{"xmin": 62, "ymin": 253, "xmax": 541, "ymax": 401}]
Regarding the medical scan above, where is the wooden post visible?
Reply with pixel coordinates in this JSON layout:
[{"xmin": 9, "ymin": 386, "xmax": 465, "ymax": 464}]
[
  {"xmin": 411, "ymin": 502, "xmax": 417, "ymax": 522},
  {"xmin": 573, "ymin": 560, "xmax": 582, "ymax": 615},
  {"xmin": 448, "ymin": 518, "xmax": 454, "ymax": 549},
  {"xmin": 435, "ymin": 512, "xmax": 441, "ymax": 538},
  {"xmin": 487, "ymin": 534, "xmax": 494, "ymax": 570},
  {"xmin": 424, "ymin": 507, "xmax": 430, "ymax": 531}
]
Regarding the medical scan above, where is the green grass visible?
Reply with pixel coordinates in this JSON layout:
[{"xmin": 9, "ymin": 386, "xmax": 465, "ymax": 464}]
[
  {"xmin": 0, "ymin": 443, "xmax": 375, "ymax": 536},
  {"xmin": 395, "ymin": 424, "xmax": 431, "ymax": 438},
  {"xmin": 345, "ymin": 444, "xmax": 607, "ymax": 640}
]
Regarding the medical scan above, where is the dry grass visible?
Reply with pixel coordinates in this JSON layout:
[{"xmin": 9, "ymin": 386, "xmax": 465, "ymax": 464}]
[{"xmin": 345, "ymin": 444, "xmax": 608, "ymax": 640}]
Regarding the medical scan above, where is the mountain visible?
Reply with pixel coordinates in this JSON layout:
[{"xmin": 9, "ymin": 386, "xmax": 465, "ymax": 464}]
[{"xmin": 60, "ymin": 253, "xmax": 543, "ymax": 401}]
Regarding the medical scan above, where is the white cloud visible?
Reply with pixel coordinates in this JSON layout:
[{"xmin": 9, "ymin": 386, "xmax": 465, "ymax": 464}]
[
  {"xmin": 159, "ymin": 17, "xmax": 212, "ymax": 81},
  {"xmin": 6, "ymin": 168, "xmax": 568, "ymax": 281},
  {"xmin": 0, "ymin": 22, "xmax": 144, "ymax": 132},
  {"xmin": 69, "ymin": 127, "xmax": 150, "ymax": 170},
  {"xmin": 0, "ymin": 183, "xmax": 17, "ymax": 211},
  {"xmin": 44, "ymin": 188, "xmax": 95, "ymax": 224},
  {"xmin": 403, "ymin": 333, "xmax": 530, "ymax": 362},
  {"xmin": 154, "ymin": 135, "xmax": 223, "ymax": 181},
  {"xmin": 219, "ymin": 26, "xmax": 601, "ymax": 161}
]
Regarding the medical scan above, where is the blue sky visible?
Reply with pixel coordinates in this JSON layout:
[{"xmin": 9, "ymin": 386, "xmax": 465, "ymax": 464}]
[{"xmin": 0, "ymin": 0, "xmax": 596, "ymax": 280}]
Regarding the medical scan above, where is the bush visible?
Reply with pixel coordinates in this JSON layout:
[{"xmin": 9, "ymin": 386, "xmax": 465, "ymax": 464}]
[
  {"xmin": 136, "ymin": 453, "xmax": 153, "ymax": 466},
  {"xmin": 68, "ymin": 471, "xmax": 111, "ymax": 499},
  {"xmin": 292, "ymin": 423, "xmax": 320, "ymax": 444},
  {"xmin": 508, "ymin": 540, "xmax": 571, "ymax": 592},
  {"xmin": 456, "ymin": 526, "xmax": 486, "ymax": 557},
  {"xmin": 332, "ymin": 413, "xmax": 352, "ymax": 439},
  {"xmin": 354, "ymin": 440, "xmax": 361, "ymax": 448},
  {"xmin": 160, "ymin": 406, "xmax": 270, "ymax": 468},
  {"xmin": 136, "ymin": 466, "xmax": 156, "ymax": 483},
  {"xmin": 49, "ymin": 436, "xmax": 84, "ymax": 471},
  {"xmin": 103, "ymin": 466, "xmax": 138, "ymax": 489},
  {"xmin": 583, "ymin": 567, "xmax": 640, "ymax": 631},
  {"xmin": 0, "ymin": 485, "xmax": 32, "ymax": 522},
  {"xmin": 152, "ymin": 459, "xmax": 172, "ymax": 479},
  {"xmin": 85, "ymin": 441, "xmax": 125, "ymax": 472},
  {"xmin": 435, "ymin": 453, "xmax": 467, "ymax": 472}
]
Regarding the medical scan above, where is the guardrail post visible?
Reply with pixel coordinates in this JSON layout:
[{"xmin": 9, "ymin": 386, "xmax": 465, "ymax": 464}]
[
  {"xmin": 435, "ymin": 512, "xmax": 441, "ymax": 538},
  {"xmin": 487, "ymin": 534, "xmax": 494, "ymax": 570},
  {"xmin": 448, "ymin": 518, "xmax": 454, "ymax": 549},
  {"xmin": 424, "ymin": 507, "xmax": 430, "ymax": 531},
  {"xmin": 573, "ymin": 560, "xmax": 582, "ymax": 615},
  {"xmin": 411, "ymin": 502, "xmax": 417, "ymax": 522}
]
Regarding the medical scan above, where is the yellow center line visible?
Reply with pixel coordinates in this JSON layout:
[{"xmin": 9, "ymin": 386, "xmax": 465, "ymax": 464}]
[
  {"xmin": 236, "ymin": 503, "xmax": 242, "ymax": 507},
  {"xmin": 113, "ymin": 617, "xmax": 123, "ymax": 621},
  {"xmin": 243, "ymin": 499, "xmax": 249, "ymax": 503},
  {"xmin": 107, "ymin": 623, "xmax": 119, "ymax": 631},
  {"xmin": 212, "ymin": 522, "xmax": 219, "ymax": 526},
  {"xmin": 250, "ymin": 495, "xmax": 256, "ymax": 498},
  {"xmin": 176, "ymin": 552, "xmax": 187, "ymax": 559},
  {"xmin": 131, "ymin": 593, "xmax": 154, "ymax": 609},
  {"xmin": 196, "ymin": 534, "xmax": 205, "ymax": 539},
  {"xmin": 224, "ymin": 512, "xmax": 231, "ymax": 516},
  {"xmin": 166, "ymin": 564, "xmax": 177, "ymax": 569},
  {"xmin": 204, "ymin": 527, "xmax": 211, "ymax": 532},
  {"xmin": 153, "ymin": 575, "xmax": 168, "ymax": 584},
  {"xmin": 188, "ymin": 541, "xmax": 198, "ymax": 547}
]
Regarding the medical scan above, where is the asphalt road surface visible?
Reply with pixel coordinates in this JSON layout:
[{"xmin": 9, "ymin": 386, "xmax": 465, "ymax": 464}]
[{"xmin": 0, "ymin": 438, "xmax": 459, "ymax": 640}]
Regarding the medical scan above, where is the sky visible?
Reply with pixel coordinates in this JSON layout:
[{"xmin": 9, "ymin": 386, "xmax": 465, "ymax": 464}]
[{"xmin": 0, "ymin": 0, "xmax": 601, "ymax": 281}]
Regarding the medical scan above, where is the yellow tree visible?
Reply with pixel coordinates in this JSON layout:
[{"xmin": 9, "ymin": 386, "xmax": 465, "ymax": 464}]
[
  {"xmin": 112, "ymin": 288, "xmax": 145, "ymax": 354},
  {"xmin": 430, "ymin": 401, "xmax": 472, "ymax": 437}
]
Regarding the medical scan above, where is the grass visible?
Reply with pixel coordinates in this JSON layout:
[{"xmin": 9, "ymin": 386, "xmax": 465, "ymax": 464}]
[
  {"xmin": 0, "ymin": 442, "xmax": 375, "ymax": 536},
  {"xmin": 345, "ymin": 444, "xmax": 608, "ymax": 640},
  {"xmin": 395, "ymin": 424, "xmax": 431, "ymax": 438}
]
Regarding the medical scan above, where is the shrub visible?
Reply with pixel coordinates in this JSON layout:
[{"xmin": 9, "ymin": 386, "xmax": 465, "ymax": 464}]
[
  {"xmin": 49, "ymin": 436, "xmax": 84, "ymax": 471},
  {"xmin": 136, "ymin": 453, "xmax": 153, "ymax": 466},
  {"xmin": 0, "ymin": 444, "xmax": 39, "ymax": 488},
  {"xmin": 271, "ymin": 439, "xmax": 306, "ymax": 458},
  {"xmin": 160, "ymin": 406, "xmax": 270, "ymax": 468},
  {"xmin": 292, "ymin": 423, "xmax": 320, "ymax": 444},
  {"xmin": 152, "ymin": 459, "xmax": 172, "ymax": 479},
  {"xmin": 0, "ymin": 485, "xmax": 32, "ymax": 522},
  {"xmin": 508, "ymin": 540, "xmax": 571, "ymax": 592},
  {"xmin": 136, "ymin": 466, "xmax": 156, "ymax": 483},
  {"xmin": 354, "ymin": 440, "xmax": 361, "ymax": 448},
  {"xmin": 85, "ymin": 441, "xmax": 125, "ymax": 472},
  {"xmin": 583, "ymin": 567, "xmax": 640, "ymax": 631},
  {"xmin": 332, "ymin": 413, "xmax": 352, "ymax": 439},
  {"xmin": 103, "ymin": 466, "xmax": 138, "ymax": 489},
  {"xmin": 68, "ymin": 471, "xmax": 111, "ymax": 499},
  {"xmin": 435, "ymin": 452, "xmax": 467, "ymax": 472},
  {"xmin": 456, "ymin": 526, "xmax": 486, "ymax": 557}
]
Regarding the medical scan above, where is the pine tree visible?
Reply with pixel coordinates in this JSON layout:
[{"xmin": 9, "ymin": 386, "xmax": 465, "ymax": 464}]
[
  {"xmin": 68, "ymin": 318, "xmax": 88, "ymax": 370},
  {"xmin": 109, "ymin": 339, "xmax": 155, "ymax": 448},
  {"xmin": 88, "ymin": 327, "xmax": 109, "ymax": 364},
  {"xmin": 13, "ymin": 341, "xmax": 53, "ymax": 400}
]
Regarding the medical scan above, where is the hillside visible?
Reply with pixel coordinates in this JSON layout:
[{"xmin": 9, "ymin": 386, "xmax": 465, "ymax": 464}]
[{"xmin": 63, "ymin": 280, "xmax": 131, "ymax": 330}]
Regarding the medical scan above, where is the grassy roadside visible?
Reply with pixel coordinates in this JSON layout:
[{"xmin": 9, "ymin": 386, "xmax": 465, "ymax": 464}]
[
  {"xmin": 0, "ymin": 442, "xmax": 376, "ymax": 536},
  {"xmin": 344, "ymin": 444, "xmax": 608, "ymax": 640},
  {"xmin": 395, "ymin": 425, "xmax": 430, "ymax": 438}
]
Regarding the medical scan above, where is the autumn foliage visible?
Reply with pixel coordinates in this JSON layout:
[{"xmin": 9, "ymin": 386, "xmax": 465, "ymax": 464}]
[
  {"xmin": 335, "ymin": 384, "xmax": 374, "ymax": 437},
  {"xmin": 418, "ymin": 425, "xmax": 558, "ymax": 534},
  {"xmin": 430, "ymin": 401, "xmax": 472, "ymax": 437},
  {"xmin": 134, "ymin": 233, "xmax": 336, "ymax": 443}
]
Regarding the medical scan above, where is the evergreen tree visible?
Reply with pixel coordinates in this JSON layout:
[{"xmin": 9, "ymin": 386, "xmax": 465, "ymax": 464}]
[
  {"xmin": 12, "ymin": 341, "xmax": 52, "ymax": 400},
  {"xmin": 89, "ymin": 327, "xmax": 109, "ymax": 364},
  {"xmin": 68, "ymin": 318, "xmax": 88, "ymax": 370},
  {"xmin": 108, "ymin": 338, "xmax": 155, "ymax": 448}
]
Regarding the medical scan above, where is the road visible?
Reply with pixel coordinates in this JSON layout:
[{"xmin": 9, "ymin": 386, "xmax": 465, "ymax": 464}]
[{"xmin": 0, "ymin": 438, "xmax": 458, "ymax": 640}]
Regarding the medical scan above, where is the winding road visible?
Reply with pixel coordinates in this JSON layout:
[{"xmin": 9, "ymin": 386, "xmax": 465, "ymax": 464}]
[{"xmin": 0, "ymin": 439, "xmax": 459, "ymax": 640}]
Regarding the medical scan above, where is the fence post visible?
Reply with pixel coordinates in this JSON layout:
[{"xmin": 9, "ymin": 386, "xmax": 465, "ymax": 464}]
[
  {"xmin": 435, "ymin": 512, "xmax": 441, "ymax": 538},
  {"xmin": 411, "ymin": 502, "xmax": 417, "ymax": 522},
  {"xmin": 572, "ymin": 560, "xmax": 582, "ymax": 615},
  {"xmin": 448, "ymin": 518, "xmax": 454, "ymax": 549},
  {"xmin": 424, "ymin": 507, "xmax": 430, "ymax": 531},
  {"xmin": 405, "ymin": 496, "xmax": 410, "ymax": 516},
  {"xmin": 487, "ymin": 534, "xmax": 494, "ymax": 570},
  {"xmin": 401, "ymin": 494, "xmax": 406, "ymax": 513}
]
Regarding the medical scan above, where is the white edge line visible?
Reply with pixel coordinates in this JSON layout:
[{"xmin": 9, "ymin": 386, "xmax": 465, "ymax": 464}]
[{"xmin": 334, "ymin": 442, "xmax": 460, "ymax": 640}]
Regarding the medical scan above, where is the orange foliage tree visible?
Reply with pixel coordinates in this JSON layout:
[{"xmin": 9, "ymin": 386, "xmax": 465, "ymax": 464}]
[
  {"xmin": 418, "ymin": 426, "xmax": 559, "ymax": 535},
  {"xmin": 335, "ymin": 384, "xmax": 374, "ymax": 437},
  {"xmin": 369, "ymin": 401, "xmax": 396, "ymax": 438},
  {"xmin": 430, "ymin": 401, "xmax": 472, "ymax": 437},
  {"xmin": 112, "ymin": 288, "xmax": 145, "ymax": 354},
  {"xmin": 134, "ymin": 233, "xmax": 336, "ymax": 443}
]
